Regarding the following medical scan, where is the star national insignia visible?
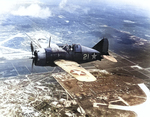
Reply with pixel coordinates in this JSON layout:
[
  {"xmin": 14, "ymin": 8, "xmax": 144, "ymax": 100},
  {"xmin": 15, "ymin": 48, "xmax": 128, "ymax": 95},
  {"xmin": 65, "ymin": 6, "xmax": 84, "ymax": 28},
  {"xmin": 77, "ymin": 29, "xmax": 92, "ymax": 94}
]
[
  {"xmin": 92, "ymin": 53, "xmax": 97, "ymax": 59},
  {"xmin": 70, "ymin": 69, "xmax": 86, "ymax": 76}
]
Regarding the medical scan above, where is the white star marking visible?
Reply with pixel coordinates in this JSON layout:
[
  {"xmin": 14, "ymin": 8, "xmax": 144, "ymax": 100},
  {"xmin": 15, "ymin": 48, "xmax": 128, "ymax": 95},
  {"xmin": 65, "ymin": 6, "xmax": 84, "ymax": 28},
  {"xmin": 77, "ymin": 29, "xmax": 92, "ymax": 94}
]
[
  {"xmin": 92, "ymin": 53, "xmax": 97, "ymax": 59},
  {"xmin": 70, "ymin": 69, "xmax": 86, "ymax": 76}
]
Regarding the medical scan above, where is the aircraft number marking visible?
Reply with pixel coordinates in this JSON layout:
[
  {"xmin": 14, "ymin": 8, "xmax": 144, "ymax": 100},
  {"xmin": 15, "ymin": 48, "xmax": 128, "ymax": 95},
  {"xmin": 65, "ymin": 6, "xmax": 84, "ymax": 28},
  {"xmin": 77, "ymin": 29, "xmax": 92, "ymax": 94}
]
[{"xmin": 83, "ymin": 54, "xmax": 90, "ymax": 60}]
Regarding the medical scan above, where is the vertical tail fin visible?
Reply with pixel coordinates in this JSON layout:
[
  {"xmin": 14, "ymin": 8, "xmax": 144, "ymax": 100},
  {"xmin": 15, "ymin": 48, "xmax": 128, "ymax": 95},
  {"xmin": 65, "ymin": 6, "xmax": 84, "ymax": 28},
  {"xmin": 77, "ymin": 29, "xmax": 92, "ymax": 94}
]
[{"xmin": 92, "ymin": 38, "xmax": 109, "ymax": 55}]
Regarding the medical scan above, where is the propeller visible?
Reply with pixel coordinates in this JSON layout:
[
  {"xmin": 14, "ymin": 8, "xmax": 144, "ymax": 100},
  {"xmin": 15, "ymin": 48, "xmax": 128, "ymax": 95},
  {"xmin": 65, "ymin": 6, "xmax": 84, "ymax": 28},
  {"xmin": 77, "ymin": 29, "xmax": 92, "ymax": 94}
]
[{"xmin": 30, "ymin": 41, "xmax": 37, "ymax": 69}]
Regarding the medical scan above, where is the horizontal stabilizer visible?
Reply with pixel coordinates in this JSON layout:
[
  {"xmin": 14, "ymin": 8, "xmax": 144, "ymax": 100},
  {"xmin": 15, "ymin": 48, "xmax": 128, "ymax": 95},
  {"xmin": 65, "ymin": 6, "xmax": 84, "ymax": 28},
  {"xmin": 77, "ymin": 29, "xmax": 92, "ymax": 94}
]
[{"xmin": 103, "ymin": 55, "xmax": 117, "ymax": 62}]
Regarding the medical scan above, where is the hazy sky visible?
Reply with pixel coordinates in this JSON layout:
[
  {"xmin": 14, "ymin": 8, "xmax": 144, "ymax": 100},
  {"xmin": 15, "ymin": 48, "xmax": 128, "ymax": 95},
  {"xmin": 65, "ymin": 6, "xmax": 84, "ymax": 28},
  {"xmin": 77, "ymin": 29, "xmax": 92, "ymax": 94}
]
[
  {"xmin": 0, "ymin": 0, "xmax": 150, "ymax": 15},
  {"xmin": 0, "ymin": 0, "xmax": 150, "ymax": 7},
  {"xmin": 0, "ymin": 0, "xmax": 150, "ymax": 6},
  {"xmin": 106, "ymin": 0, "xmax": 150, "ymax": 7}
]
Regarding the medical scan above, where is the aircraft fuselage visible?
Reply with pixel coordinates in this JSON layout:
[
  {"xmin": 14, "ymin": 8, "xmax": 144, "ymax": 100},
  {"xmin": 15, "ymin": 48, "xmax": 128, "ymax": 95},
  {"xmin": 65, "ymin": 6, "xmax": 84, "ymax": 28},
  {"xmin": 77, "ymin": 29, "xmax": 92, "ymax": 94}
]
[{"xmin": 34, "ymin": 44, "xmax": 102, "ymax": 66}]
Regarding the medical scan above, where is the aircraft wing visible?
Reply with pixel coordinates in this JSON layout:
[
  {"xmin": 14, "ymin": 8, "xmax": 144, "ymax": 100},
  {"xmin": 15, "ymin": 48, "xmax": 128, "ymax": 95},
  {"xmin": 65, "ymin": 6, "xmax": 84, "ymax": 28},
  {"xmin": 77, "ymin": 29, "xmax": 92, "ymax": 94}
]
[{"xmin": 54, "ymin": 59, "xmax": 97, "ymax": 82}]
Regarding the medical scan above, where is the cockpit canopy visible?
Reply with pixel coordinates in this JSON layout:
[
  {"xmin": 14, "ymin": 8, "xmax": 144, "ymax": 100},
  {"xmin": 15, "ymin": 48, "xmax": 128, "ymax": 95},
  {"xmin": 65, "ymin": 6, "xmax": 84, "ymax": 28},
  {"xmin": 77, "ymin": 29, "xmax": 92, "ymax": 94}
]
[{"xmin": 62, "ymin": 44, "xmax": 99, "ymax": 53}]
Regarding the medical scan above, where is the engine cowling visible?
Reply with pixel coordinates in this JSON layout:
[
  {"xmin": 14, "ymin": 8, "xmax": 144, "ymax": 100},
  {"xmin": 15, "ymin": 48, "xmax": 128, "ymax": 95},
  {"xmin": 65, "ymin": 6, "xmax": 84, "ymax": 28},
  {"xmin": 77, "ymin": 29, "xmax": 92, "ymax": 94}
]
[{"xmin": 34, "ymin": 48, "xmax": 46, "ymax": 66}]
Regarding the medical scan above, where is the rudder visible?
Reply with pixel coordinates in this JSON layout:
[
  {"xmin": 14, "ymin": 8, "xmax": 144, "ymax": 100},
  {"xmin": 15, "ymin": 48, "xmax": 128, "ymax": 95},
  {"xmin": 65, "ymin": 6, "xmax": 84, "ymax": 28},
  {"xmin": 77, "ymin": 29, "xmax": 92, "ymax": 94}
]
[{"xmin": 92, "ymin": 38, "xmax": 109, "ymax": 55}]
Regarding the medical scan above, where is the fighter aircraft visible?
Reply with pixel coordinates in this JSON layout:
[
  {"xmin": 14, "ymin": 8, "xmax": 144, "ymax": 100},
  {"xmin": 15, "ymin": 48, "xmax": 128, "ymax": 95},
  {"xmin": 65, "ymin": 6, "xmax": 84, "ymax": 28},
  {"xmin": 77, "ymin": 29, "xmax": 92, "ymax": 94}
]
[{"xmin": 30, "ymin": 38, "xmax": 117, "ymax": 82}]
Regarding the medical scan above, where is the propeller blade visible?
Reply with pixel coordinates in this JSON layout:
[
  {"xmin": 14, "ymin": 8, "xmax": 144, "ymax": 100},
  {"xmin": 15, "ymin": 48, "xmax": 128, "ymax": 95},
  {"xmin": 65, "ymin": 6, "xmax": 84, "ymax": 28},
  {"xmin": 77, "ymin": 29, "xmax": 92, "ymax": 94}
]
[
  {"xmin": 49, "ymin": 36, "xmax": 51, "ymax": 48},
  {"xmin": 103, "ymin": 55, "xmax": 117, "ymax": 62},
  {"xmin": 30, "ymin": 42, "xmax": 34, "ymax": 55},
  {"xmin": 32, "ymin": 58, "xmax": 34, "ymax": 69}
]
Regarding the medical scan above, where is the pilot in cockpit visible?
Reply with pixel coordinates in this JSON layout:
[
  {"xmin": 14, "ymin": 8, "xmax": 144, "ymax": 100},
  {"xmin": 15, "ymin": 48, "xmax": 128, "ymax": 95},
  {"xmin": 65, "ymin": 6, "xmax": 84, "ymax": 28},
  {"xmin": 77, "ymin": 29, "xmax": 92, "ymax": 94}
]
[{"xmin": 63, "ymin": 45, "xmax": 73, "ymax": 51}]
